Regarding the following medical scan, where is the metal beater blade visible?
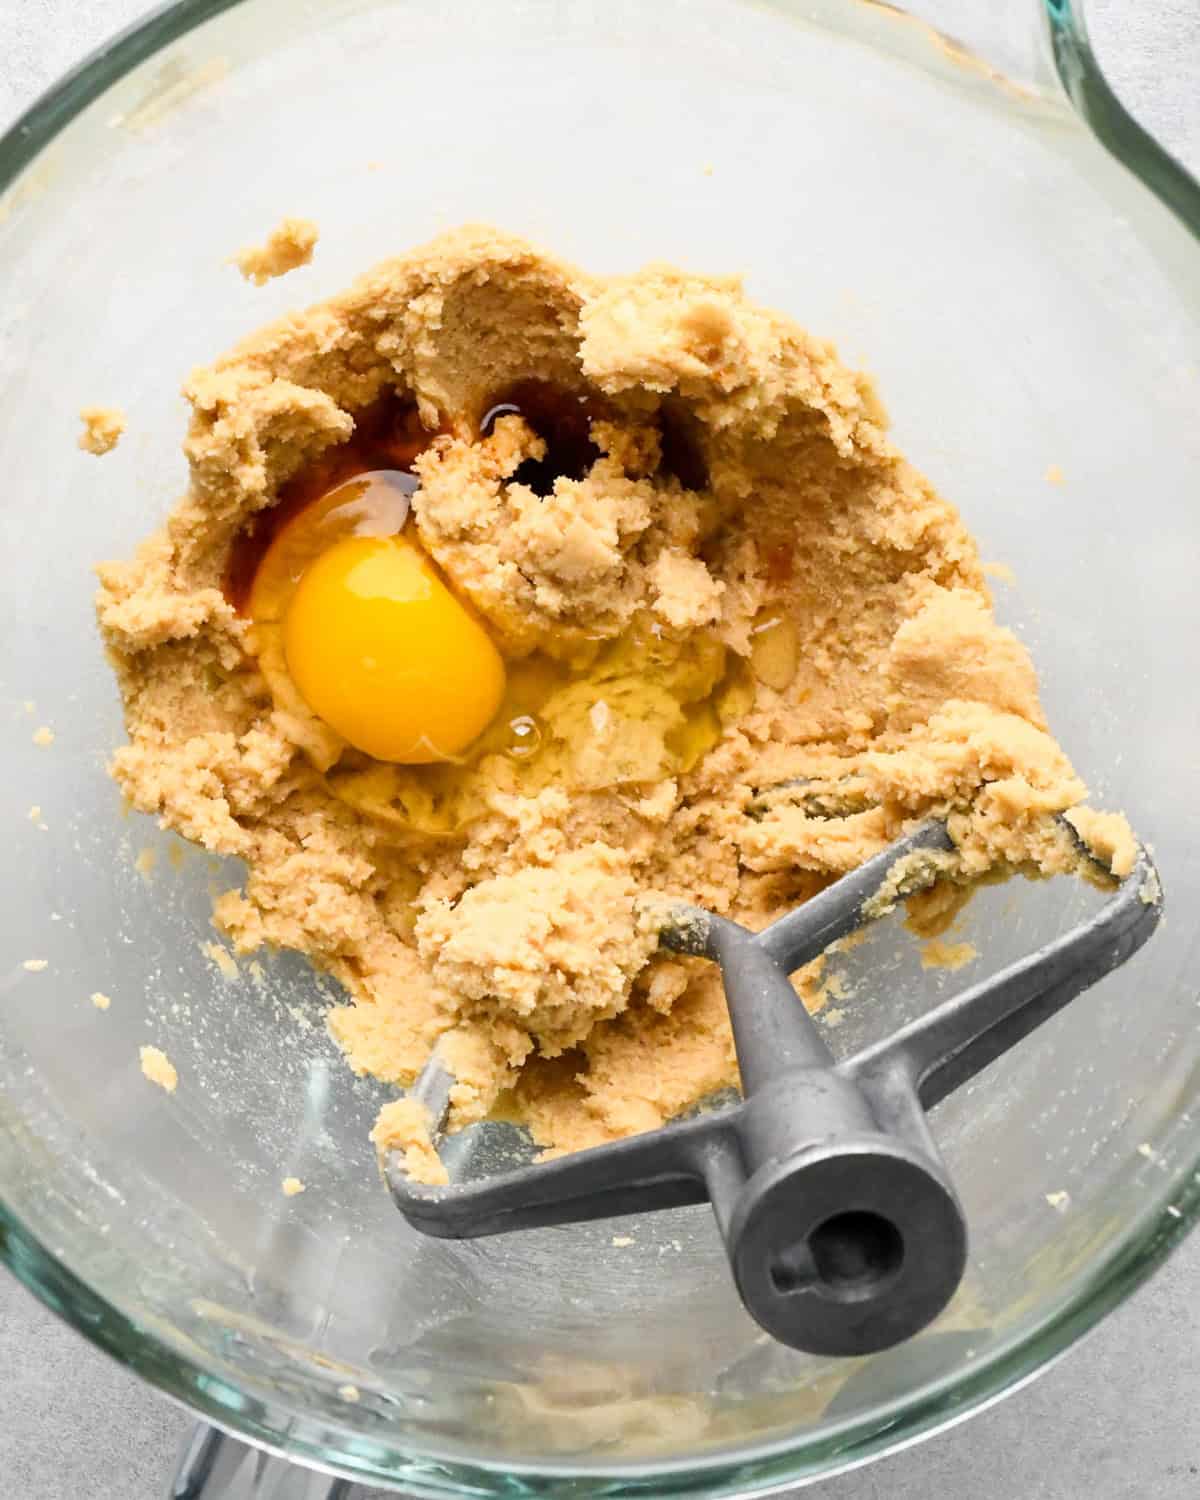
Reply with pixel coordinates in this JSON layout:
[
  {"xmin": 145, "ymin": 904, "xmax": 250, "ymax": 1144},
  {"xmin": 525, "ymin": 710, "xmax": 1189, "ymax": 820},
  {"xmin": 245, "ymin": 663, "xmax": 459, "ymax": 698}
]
[{"xmin": 384, "ymin": 819, "xmax": 1162, "ymax": 1356}]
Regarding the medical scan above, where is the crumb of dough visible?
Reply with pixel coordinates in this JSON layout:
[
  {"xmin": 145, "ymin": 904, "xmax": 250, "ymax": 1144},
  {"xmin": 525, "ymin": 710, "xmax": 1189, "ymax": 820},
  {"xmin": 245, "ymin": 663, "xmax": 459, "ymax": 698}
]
[
  {"xmin": 920, "ymin": 937, "xmax": 978, "ymax": 971},
  {"xmin": 832, "ymin": 931, "xmax": 869, "ymax": 956},
  {"xmin": 1065, "ymin": 806, "xmax": 1138, "ymax": 880},
  {"xmin": 233, "ymin": 217, "xmax": 318, "ymax": 285},
  {"xmin": 134, "ymin": 846, "xmax": 157, "ymax": 878},
  {"xmin": 281, "ymin": 1176, "xmax": 305, "ymax": 1196},
  {"xmin": 96, "ymin": 225, "xmax": 1137, "ymax": 1163},
  {"xmin": 22, "ymin": 958, "xmax": 48, "ymax": 972},
  {"xmin": 370, "ymin": 1097, "xmax": 448, "ymax": 1186},
  {"xmin": 338, "ymin": 1383, "xmax": 361, "ymax": 1402},
  {"xmin": 982, "ymin": 560, "xmax": 1015, "ymax": 585},
  {"xmin": 139, "ymin": 1045, "xmax": 178, "ymax": 1092},
  {"xmin": 818, "ymin": 971, "xmax": 851, "ymax": 1004},
  {"xmin": 78, "ymin": 406, "xmax": 126, "ymax": 455},
  {"xmin": 91, "ymin": 991, "xmax": 112, "ymax": 1010},
  {"xmin": 32, "ymin": 726, "xmax": 54, "ymax": 747},
  {"xmin": 1044, "ymin": 463, "xmax": 1065, "ymax": 485},
  {"xmin": 201, "ymin": 940, "xmax": 239, "ymax": 980},
  {"xmin": 862, "ymin": 848, "xmax": 961, "ymax": 923},
  {"xmin": 23, "ymin": 700, "xmax": 35, "ymax": 715},
  {"xmin": 1045, "ymin": 1190, "xmax": 1071, "ymax": 1212},
  {"xmin": 611, "ymin": 1235, "xmax": 635, "ymax": 1247},
  {"xmin": 27, "ymin": 805, "xmax": 41, "ymax": 821},
  {"xmin": 702, "ymin": 163, "xmax": 714, "ymax": 177}
]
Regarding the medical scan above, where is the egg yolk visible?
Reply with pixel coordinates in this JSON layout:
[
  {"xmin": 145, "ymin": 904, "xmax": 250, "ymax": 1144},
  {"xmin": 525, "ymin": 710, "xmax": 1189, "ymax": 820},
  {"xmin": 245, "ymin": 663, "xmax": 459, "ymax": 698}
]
[
  {"xmin": 246, "ymin": 470, "xmax": 414, "ymax": 623},
  {"xmin": 283, "ymin": 534, "xmax": 507, "ymax": 763}
]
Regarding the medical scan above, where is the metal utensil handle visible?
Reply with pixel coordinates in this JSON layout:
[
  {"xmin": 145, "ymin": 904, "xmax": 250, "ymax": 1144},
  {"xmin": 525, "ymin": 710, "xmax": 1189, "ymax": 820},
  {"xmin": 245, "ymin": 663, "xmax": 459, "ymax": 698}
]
[{"xmin": 171, "ymin": 1425, "xmax": 360, "ymax": 1500}]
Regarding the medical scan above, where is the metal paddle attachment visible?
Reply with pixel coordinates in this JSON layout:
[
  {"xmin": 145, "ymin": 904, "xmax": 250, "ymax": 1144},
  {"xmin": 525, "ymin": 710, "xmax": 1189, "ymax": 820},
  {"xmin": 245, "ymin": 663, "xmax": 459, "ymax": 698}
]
[{"xmin": 385, "ymin": 820, "xmax": 1162, "ymax": 1356}]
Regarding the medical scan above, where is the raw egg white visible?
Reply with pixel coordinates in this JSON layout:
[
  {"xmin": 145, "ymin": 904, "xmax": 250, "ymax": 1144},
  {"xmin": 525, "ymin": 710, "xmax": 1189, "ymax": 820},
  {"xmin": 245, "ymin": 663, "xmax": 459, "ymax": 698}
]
[{"xmin": 248, "ymin": 470, "xmax": 413, "ymax": 622}]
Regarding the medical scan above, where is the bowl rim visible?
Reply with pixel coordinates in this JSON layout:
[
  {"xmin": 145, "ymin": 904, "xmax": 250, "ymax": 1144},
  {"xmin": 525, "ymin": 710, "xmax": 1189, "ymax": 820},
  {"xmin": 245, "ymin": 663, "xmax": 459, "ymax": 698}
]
[{"xmin": 2, "ymin": 0, "xmax": 1200, "ymax": 1495}]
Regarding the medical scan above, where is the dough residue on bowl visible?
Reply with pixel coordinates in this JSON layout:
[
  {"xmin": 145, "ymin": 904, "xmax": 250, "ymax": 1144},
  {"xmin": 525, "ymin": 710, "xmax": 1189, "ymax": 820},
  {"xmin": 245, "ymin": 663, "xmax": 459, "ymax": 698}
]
[
  {"xmin": 79, "ymin": 405, "xmax": 126, "ymax": 455},
  {"xmin": 233, "ymin": 217, "xmax": 318, "ymax": 285},
  {"xmin": 139, "ymin": 1044, "xmax": 178, "ymax": 1093},
  {"xmin": 96, "ymin": 225, "xmax": 1131, "ymax": 1165}
]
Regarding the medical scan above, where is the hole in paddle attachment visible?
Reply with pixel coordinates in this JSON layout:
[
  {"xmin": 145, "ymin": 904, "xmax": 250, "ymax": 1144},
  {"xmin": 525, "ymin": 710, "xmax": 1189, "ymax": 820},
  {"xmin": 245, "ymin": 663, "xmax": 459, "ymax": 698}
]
[{"xmin": 770, "ymin": 1211, "xmax": 905, "ymax": 1303}]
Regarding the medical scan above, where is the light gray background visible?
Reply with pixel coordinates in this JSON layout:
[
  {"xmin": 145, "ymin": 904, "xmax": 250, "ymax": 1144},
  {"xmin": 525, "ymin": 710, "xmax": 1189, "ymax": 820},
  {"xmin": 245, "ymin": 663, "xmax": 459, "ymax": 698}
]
[{"xmin": 1, "ymin": 2, "xmax": 1198, "ymax": 1496}]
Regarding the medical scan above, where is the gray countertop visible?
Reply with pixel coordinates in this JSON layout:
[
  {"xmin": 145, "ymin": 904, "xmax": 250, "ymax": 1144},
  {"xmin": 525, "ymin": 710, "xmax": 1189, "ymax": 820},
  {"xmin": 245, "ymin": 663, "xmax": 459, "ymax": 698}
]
[{"xmin": 2, "ymin": 2, "xmax": 1198, "ymax": 1496}]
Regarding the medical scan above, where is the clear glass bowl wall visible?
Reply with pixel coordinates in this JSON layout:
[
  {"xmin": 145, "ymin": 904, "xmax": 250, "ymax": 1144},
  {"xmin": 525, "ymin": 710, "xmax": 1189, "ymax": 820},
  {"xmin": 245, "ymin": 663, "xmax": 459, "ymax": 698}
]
[{"xmin": 1, "ymin": 0, "xmax": 1198, "ymax": 1495}]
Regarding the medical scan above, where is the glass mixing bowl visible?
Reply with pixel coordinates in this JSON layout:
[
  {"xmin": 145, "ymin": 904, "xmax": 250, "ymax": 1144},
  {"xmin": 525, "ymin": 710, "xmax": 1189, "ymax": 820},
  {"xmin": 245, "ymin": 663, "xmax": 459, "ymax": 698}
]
[{"xmin": 2, "ymin": 1, "xmax": 1199, "ymax": 1495}]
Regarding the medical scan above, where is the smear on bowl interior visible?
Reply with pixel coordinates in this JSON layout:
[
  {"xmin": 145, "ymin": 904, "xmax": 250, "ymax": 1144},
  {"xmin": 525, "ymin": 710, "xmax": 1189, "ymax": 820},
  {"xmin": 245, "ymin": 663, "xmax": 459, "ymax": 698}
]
[{"xmin": 95, "ymin": 225, "xmax": 1132, "ymax": 1159}]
